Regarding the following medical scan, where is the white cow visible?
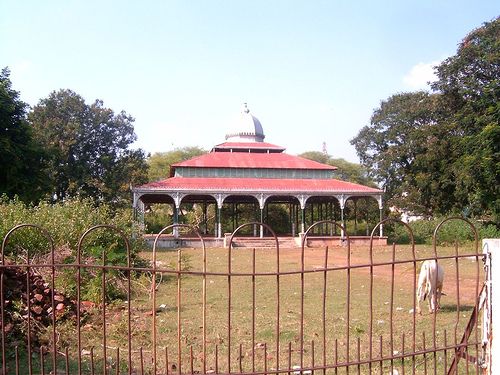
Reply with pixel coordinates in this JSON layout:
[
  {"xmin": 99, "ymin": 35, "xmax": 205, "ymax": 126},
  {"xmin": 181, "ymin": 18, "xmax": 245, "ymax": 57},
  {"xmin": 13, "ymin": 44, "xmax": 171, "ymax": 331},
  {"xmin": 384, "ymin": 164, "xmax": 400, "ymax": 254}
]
[{"xmin": 416, "ymin": 260, "xmax": 444, "ymax": 314}]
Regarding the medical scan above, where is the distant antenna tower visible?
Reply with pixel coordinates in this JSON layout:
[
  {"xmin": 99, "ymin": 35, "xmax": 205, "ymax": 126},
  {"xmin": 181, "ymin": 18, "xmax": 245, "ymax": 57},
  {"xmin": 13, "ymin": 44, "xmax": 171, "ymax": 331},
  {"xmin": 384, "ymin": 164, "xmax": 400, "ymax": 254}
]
[{"xmin": 322, "ymin": 141, "xmax": 328, "ymax": 155}]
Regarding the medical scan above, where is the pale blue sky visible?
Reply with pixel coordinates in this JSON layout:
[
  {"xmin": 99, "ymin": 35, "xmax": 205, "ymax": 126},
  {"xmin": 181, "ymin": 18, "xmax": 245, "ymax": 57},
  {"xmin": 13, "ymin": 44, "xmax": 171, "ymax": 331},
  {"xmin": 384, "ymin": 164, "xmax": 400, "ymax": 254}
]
[{"xmin": 1, "ymin": 1, "xmax": 498, "ymax": 161}]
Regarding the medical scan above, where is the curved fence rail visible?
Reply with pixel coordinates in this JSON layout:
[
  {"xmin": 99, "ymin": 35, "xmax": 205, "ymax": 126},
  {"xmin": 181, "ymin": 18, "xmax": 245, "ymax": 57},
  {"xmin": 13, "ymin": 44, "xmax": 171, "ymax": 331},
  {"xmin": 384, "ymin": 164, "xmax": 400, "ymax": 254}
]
[{"xmin": 0, "ymin": 219, "xmax": 485, "ymax": 374}]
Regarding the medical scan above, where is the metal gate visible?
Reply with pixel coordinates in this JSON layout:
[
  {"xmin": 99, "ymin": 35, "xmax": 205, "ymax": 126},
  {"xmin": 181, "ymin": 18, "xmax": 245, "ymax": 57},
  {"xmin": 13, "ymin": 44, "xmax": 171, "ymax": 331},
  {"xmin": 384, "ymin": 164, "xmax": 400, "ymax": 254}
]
[{"xmin": 0, "ymin": 218, "xmax": 486, "ymax": 374}]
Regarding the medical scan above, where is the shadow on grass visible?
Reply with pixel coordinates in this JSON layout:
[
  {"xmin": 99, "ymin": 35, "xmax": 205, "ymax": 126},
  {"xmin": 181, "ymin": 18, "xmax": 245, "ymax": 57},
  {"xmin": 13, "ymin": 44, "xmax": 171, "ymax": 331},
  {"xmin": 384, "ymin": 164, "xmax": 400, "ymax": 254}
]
[{"xmin": 439, "ymin": 304, "xmax": 474, "ymax": 313}]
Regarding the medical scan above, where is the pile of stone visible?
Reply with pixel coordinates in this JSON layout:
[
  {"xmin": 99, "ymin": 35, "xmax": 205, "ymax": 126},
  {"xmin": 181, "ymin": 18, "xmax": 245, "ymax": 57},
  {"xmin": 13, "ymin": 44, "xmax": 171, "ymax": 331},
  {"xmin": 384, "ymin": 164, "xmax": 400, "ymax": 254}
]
[{"xmin": 1, "ymin": 265, "xmax": 77, "ymax": 344}]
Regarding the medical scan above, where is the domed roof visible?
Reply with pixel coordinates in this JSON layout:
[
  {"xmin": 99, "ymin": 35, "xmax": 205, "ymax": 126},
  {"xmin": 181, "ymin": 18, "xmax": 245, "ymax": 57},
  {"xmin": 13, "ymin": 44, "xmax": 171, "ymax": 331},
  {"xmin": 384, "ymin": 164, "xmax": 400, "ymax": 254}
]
[{"xmin": 225, "ymin": 103, "xmax": 265, "ymax": 142}]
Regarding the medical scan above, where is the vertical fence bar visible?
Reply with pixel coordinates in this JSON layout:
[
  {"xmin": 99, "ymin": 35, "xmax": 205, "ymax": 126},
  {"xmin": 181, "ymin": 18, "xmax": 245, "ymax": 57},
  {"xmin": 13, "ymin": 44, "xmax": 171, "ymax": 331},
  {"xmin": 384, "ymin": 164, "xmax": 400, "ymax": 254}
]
[
  {"xmin": 15, "ymin": 346, "xmax": 19, "ymax": 375},
  {"xmin": 443, "ymin": 330, "xmax": 447, "ymax": 375},
  {"xmin": 215, "ymin": 344, "xmax": 219, "ymax": 374},
  {"xmin": 401, "ymin": 333, "xmax": 405, "ymax": 375},
  {"xmin": 177, "ymin": 249, "xmax": 182, "ymax": 375},
  {"xmin": 77, "ymin": 238, "xmax": 83, "ymax": 375},
  {"xmin": 411, "ymin": 238, "xmax": 417, "ymax": 375},
  {"xmin": 346, "ymin": 226, "xmax": 351, "ymax": 375},
  {"xmin": 264, "ymin": 343, "xmax": 267, "ymax": 375},
  {"xmin": 369, "ymin": 236, "xmax": 374, "ymax": 375},
  {"xmin": 102, "ymin": 248, "xmax": 108, "ymax": 375},
  {"xmin": 65, "ymin": 347, "xmax": 69, "ymax": 375},
  {"xmin": 91, "ymin": 346, "xmax": 95, "ymax": 375},
  {"xmin": 139, "ymin": 347, "xmax": 144, "ymax": 375},
  {"xmin": 356, "ymin": 337, "xmax": 360, "ymax": 375},
  {"xmin": 390, "ymin": 243, "xmax": 395, "ymax": 374},
  {"xmin": 203, "ymin": 237, "xmax": 207, "ymax": 375},
  {"xmin": 474, "ymin": 243, "xmax": 480, "ymax": 375},
  {"xmin": 322, "ymin": 246, "xmax": 329, "ymax": 375},
  {"xmin": 0, "ymin": 269, "xmax": 5, "ymax": 375},
  {"xmin": 300, "ymin": 230, "xmax": 305, "ymax": 370},
  {"xmin": 40, "ymin": 346, "xmax": 45, "ymax": 375},
  {"xmin": 422, "ymin": 332, "xmax": 427, "ymax": 375},
  {"xmin": 190, "ymin": 345, "xmax": 194, "ymax": 374},
  {"xmin": 50, "ymin": 243, "xmax": 57, "ymax": 375},
  {"xmin": 276, "ymin": 239, "xmax": 280, "ymax": 372},
  {"xmin": 252, "ymin": 247, "xmax": 256, "ymax": 373},
  {"xmin": 379, "ymin": 336, "xmax": 383, "ymax": 375},
  {"xmin": 228, "ymin": 239, "xmax": 232, "ymax": 373},
  {"xmin": 239, "ymin": 344, "xmax": 243, "ymax": 373},
  {"xmin": 116, "ymin": 347, "xmax": 120, "ymax": 375},
  {"xmin": 127, "ymin": 242, "xmax": 132, "ymax": 375},
  {"xmin": 26, "ymin": 246, "xmax": 33, "ymax": 375},
  {"xmin": 311, "ymin": 340, "xmax": 315, "ymax": 375},
  {"xmin": 165, "ymin": 347, "xmax": 169, "ymax": 375}
]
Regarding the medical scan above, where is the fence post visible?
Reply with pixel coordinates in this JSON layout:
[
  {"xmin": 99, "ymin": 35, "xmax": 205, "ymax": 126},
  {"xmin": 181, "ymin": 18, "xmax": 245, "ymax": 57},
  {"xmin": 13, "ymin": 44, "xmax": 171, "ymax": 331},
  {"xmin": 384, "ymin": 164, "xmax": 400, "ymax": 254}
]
[{"xmin": 483, "ymin": 239, "xmax": 500, "ymax": 374}]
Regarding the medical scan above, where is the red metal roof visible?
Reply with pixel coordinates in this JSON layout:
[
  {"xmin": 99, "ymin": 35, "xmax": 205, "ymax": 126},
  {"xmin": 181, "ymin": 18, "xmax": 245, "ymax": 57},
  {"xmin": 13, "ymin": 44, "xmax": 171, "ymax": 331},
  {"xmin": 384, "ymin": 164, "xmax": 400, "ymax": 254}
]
[
  {"xmin": 137, "ymin": 177, "xmax": 382, "ymax": 194},
  {"xmin": 172, "ymin": 152, "xmax": 337, "ymax": 170}
]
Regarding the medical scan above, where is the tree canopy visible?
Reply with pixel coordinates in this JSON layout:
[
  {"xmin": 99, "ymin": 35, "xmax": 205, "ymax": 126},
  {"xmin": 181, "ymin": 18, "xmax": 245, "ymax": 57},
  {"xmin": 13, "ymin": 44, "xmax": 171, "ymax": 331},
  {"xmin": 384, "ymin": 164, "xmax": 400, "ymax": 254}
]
[
  {"xmin": 148, "ymin": 146, "xmax": 206, "ymax": 182},
  {"xmin": 299, "ymin": 151, "xmax": 376, "ymax": 187},
  {"xmin": 351, "ymin": 17, "xmax": 500, "ymax": 223},
  {"xmin": 29, "ymin": 89, "xmax": 148, "ymax": 207},
  {"xmin": 0, "ymin": 68, "xmax": 48, "ymax": 202}
]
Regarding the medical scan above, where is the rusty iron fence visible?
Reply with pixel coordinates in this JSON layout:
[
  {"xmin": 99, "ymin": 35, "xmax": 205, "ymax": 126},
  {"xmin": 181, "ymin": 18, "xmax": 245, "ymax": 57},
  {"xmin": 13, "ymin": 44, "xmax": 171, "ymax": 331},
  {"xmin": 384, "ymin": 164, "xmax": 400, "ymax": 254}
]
[{"xmin": 0, "ymin": 218, "xmax": 486, "ymax": 374}]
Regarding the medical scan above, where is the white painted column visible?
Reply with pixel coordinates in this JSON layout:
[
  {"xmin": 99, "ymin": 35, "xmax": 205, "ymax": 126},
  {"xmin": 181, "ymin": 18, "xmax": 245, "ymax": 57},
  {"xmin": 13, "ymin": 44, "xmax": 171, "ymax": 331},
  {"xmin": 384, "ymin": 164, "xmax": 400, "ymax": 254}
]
[
  {"xmin": 172, "ymin": 192, "xmax": 183, "ymax": 238},
  {"xmin": 216, "ymin": 194, "xmax": 226, "ymax": 239},
  {"xmin": 296, "ymin": 194, "xmax": 308, "ymax": 235},
  {"xmin": 377, "ymin": 195, "xmax": 384, "ymax": 237},
  {"xmin": 257, "ymin": 193, "xmax": 266, "ymax": 239},
  {"xmin": 337, "ymin": 195, "xmax": 346, "ymax": 238},
  {"xmin": 483, "ymin": 239, "xmax": 500, "ymax": 374}
]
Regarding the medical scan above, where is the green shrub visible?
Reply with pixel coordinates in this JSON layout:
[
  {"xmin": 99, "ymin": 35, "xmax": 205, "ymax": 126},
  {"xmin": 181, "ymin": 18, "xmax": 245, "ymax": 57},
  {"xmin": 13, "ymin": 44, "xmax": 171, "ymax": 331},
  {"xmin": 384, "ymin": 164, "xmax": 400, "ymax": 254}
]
[
  {"xmin": 0, "ymin": 195, "xmax": 148, "ymax": 303},
  {"xmin": 387, "ymin": 216, "xmax": 498, "ymax": 245},
  {"xmin": 479, "ymin": 223, "xmax": 500, "ymax": 239},
  {"xmin": 0, "ymin": 195, "xmax": 144, "ymax": 256}
]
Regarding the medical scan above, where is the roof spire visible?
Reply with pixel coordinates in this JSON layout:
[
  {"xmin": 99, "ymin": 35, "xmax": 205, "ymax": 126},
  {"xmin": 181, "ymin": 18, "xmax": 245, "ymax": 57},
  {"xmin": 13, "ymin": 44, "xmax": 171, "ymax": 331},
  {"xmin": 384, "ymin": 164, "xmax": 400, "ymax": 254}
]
[{"xmin": 242, "ymin": 102, "xmax": 250, "ymax": 113}]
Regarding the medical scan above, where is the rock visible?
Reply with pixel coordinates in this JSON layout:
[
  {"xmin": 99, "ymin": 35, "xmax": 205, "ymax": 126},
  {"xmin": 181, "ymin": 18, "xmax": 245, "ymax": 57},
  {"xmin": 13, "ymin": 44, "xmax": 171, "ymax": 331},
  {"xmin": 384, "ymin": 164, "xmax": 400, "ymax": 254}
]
[
  {"xmin": 31, "ymin": 306, "xmax": 43, "ymax": 315},
  {"xmin": 54, "ymin": 294, "xmax": 65, "ymax": 302},
  {"xmin": 56, "ymin": 303, "xmax": 65, "ymax": 311},
  {"xmin": 34, "ymin": 294, "xmax": 44, "ymax": 302},
  {"xmin": 3, "ymin": 322, "xmax": 14, "ymax": 333}
]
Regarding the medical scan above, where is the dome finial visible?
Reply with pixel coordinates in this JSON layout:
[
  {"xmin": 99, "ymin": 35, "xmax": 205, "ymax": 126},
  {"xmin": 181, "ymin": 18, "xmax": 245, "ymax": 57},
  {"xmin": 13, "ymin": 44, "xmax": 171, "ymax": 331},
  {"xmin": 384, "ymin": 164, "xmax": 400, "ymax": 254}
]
[{"xmin": 242, "ymin": 102, "xmax": 250, "ymax": 114}]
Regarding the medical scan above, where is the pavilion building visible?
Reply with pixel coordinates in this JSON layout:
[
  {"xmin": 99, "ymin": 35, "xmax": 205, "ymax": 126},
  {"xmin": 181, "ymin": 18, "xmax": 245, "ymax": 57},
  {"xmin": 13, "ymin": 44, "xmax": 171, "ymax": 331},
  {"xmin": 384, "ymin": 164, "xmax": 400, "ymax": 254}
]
[{"xmin": 132, "ymin": 104, "xmax": 385, "ymax": 247}]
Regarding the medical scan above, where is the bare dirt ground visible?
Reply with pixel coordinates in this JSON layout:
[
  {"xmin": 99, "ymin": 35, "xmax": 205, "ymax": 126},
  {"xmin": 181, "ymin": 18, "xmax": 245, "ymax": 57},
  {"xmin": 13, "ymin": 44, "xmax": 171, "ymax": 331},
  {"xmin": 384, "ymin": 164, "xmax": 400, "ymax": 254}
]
[{"xmin": 275, "ymin": 245, "xmax": 483, "ymax": 306}]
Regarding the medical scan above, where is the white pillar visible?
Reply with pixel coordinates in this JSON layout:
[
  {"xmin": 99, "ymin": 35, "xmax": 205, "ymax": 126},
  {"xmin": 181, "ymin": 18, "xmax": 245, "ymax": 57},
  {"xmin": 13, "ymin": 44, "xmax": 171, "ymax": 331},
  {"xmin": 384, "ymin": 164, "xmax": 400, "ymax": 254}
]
[
  {"xmin": 484, "ymin": 239, "xmax": 500, "ymax": 374},
  {"xmin": 259, "ymin": 208, "xmax": 264, "ymax": 238},
  {"xmin": 217, "ymin": 206, "xmax": 222, "ymax": 238},
  {"xmin": 377, "ymin": 195, "xmax": 384, "ymax": 237}
]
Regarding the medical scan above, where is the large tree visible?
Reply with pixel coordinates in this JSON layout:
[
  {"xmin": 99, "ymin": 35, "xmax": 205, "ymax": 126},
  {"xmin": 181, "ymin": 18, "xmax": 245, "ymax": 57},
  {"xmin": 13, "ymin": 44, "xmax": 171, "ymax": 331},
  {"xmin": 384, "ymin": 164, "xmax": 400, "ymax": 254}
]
[
  {"xmin": 433, "ymin": 17, "xmax": 500, "ymax": 221},
  {"xmin": 0, "ymin": 68, "xmax": 48, "ymax": 202},
  {"xmin": 29, "ymin": 89, "xmax": 148, "ymax": 207},
  {"xmin": 351, "ymin": 17, "xmax": 499, "ymax": 222}
]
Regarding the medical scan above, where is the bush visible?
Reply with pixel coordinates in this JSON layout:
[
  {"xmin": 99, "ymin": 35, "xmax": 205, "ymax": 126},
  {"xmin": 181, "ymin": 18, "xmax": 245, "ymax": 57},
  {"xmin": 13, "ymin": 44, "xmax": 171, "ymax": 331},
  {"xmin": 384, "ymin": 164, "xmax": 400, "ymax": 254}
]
[
  {"xmin": 0, "ymin": 195, "xmax": 144, "ymax": 255},
  {"xmin": 387, "ymin": 216, "xmax": 499, "ymax": 245},
  {"xmin": 0, "ymin": 195, "xmax": 147, "ymax": 303}
]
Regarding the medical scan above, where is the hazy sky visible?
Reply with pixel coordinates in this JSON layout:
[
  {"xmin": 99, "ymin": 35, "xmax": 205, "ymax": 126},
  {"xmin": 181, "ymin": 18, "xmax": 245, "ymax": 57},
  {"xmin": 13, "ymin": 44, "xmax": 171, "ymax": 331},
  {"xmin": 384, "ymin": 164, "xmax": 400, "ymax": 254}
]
[{"xmin": 1, "ymin": 1, "xmax": 498, "ymax": 161}]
